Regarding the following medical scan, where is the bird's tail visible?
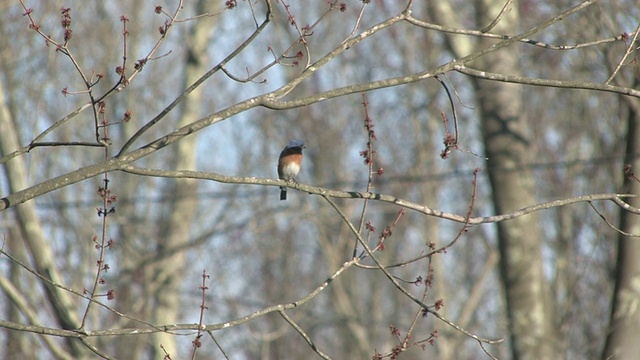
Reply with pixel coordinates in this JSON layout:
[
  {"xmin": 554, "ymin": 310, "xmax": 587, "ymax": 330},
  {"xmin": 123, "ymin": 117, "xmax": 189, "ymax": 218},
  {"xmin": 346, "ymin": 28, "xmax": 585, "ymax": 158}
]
[{"xmin": 280, "ymin": 187, "xmax": 287, "ymax": 201}]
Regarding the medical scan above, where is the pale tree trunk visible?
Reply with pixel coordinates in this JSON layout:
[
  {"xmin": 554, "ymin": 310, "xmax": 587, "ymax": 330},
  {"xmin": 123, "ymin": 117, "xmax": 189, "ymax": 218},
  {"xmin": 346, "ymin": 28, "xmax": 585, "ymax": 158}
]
[
  {"xmin": 0, "ymin": 78, "xmax": 86, "ymax": 358},
  {"xmin": 473, "ymin": 0, "xmax": 557, "ymax": 358},
  {"xmin": 146, "ymin": 1, "xmax": 212, "ymax": 357},
  {"xmin": 602, "ymin": 87, "xmax": 640, "ymax": 360}
]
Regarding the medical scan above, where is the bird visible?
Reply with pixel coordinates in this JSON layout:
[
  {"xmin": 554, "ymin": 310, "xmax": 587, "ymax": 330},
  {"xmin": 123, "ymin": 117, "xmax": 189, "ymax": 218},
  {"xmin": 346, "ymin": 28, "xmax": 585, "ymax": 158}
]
[{"xmin": 277, "ymin": 139, "xmax": 305, "ymax": 201}]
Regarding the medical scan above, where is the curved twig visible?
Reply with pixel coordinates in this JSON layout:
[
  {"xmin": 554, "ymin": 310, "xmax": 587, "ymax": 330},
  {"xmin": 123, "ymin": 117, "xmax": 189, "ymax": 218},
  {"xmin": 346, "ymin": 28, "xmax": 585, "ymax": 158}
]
[
  {"xmin": 321, "ymin": 195, "xmax": 502, "ymax": 344},
  {"xmin": 480, "ymin": 0, "xmax": 514, "ymax": 33}
]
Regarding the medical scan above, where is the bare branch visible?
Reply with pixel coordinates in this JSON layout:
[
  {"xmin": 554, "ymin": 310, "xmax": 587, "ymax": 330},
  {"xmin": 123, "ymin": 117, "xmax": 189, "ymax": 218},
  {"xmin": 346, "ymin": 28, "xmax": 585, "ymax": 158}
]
[
  {"xmin": 321, "ymin": 195, "xmax": 502, "ymax": 345},
  {"xmin": 0, "ymin": 248, "xmax": 161, "ymax": 332},
  {"xmin": 480, "ymin": 0, "xmax": 514, "ymax": 33},
  {"xmin": 279, "ymin": 310, "xmax": 332, "ymax": 360},
  {"xmin": 0, "ymin": 257, "xmax": 360, "ymax": 338},
  {"xmin": 455, "ymin": 65, "xmax": 640, "ymax": 98},
  {"xmin": 408, "ymin": 0, "xmax": 630, "ymax": 52},
  {"xmin": 588, "ymin": 201, "xmax": 640, "ymax": 237},
  {"xmin": 613, "ymin": 197, "xmax": 640, "ymax": 215},
  {"xmin": 206, "ymin": 331, "xmax": 230, "ymax": 360},
  {"xmin": 120, "ymin": 165, "xmax": 638, "ymax": 225},
  {"xmin": 605, "ymin": 22, "xmax": 640, "ymax": 84}
]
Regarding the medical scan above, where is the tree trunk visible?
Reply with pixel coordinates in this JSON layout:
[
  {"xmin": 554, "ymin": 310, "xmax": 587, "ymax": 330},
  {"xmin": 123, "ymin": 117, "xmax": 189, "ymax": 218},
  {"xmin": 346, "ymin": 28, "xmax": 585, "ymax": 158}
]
[
  {"xmin": 473, "ymin": 0, "xmax": 557, "ymax": 358},
  {"xmin": 602, "ymin": 89, "xmax": 640, "ymax": 360},
  {"xmin": 0, "ymin": 76, "xmax": 87, "ymax": 358},
  {"xmin": 145, "ymin": 1, "xmax": 212, "ymax": 357}
]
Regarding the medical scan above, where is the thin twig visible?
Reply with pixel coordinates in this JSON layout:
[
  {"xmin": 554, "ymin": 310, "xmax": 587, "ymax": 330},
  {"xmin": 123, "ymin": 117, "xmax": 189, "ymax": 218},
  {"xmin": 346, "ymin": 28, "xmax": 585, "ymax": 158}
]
[
  {"xmin": 605, "ymin": 22, "xmax": 640, "ymax": 84},
  {"xmin": 321, "ymin": 195, "xmax": 502, "ymax": 344},
  {"xmin": 340, "ymin": 1, "xmax": 368, "ymax": 45},
  {"xmin": 117, "ymin": 0, "xmax": 273, "ymax": 155},
  {"xmin": 277, "ymin": 0, "xmax": 312, "ymax": 68},
  {"xmin": 430, "ymin": 168, "xmax": 479, "ymax": 255},
  {"xmin": 480, "ymin": 0, "xmax": 514, "ymax": 33},
  {"xmin": 279, "ymin": 310, "xmax": 332, "ymax": 360},
  {"xmin": 207, "ymin": 331, "xmax": 230, "ymax": 360},
  {"xmin": 407, "ymin": 1, "xmax": 628, "ymax": 52},
  {"xmin": 79, "ymin": 337, "xmax": 115, "ymax": 360},
  {"xmin": 0, "ymin": 248, "xmax": 162, "ymax": 331},
  {"xmin": 354, "ymin": 93, "xmax": 377, "ymax": 258},
  {"xmin": 191, "ymin": 269, "xmax": 210, "ymax": 360},
  {"xmin": 588, "ymin": 201, "xmax": 640, "ymax": 237},
  {"xmin": 436, "ymin": 75, "xmax": 459, "ymax": 158},
  {"xmin": 80, "ymin": 123, "xmax": 114, "ymax": 330},
  {"xmin": 478, "ymin": 340, "xmax": 500, "ymax": 360}
]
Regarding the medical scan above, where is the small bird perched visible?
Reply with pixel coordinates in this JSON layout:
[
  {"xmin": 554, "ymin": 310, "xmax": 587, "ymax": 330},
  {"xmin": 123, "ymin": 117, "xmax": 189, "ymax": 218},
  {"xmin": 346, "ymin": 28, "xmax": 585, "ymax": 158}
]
[{"xmin": 277, "ymin": 139, "xmax": 305, "ymax": 201}]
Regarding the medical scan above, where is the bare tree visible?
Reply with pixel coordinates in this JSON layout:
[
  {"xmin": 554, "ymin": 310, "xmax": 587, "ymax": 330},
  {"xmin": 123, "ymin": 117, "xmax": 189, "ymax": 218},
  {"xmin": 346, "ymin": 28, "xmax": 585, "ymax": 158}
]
[{"xmin": 1, "ymin": 1, "xmax": 639, "ymax": 359}]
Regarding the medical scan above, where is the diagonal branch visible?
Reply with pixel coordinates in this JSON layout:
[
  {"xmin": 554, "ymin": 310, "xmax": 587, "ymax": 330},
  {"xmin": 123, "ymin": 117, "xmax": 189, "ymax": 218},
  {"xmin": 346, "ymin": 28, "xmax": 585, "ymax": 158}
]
[
  {"xmin": 279, "ymin": 310, "xmax": 332, "ymax": 360},
  {"xmin": 0, "ymin": 257, "xmax": 360, "ymax": 337},
  {"xmin": 320, "ymin": 195, "xmax": 502, "ymax": 345},
  {"xmin": 455, "ymin": 65, "xmax": 640, "ymax": 98}
]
